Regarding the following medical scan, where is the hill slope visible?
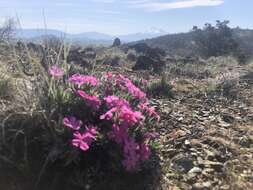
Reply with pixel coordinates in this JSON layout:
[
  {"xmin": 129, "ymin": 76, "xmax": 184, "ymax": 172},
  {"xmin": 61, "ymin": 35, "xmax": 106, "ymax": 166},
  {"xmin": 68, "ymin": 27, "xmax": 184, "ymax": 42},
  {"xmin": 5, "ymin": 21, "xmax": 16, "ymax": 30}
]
[{"xmin": 135, "ymin": 28, "xmax": 253, "ymax": 56}]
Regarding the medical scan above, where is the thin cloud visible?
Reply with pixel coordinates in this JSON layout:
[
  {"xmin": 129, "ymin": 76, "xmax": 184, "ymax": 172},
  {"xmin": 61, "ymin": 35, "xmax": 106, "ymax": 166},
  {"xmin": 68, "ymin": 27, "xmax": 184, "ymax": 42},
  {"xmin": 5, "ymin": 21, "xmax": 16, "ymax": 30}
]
[{"xmin": 128, "ymin": 0, "xmax": 224, "ymax": 11}]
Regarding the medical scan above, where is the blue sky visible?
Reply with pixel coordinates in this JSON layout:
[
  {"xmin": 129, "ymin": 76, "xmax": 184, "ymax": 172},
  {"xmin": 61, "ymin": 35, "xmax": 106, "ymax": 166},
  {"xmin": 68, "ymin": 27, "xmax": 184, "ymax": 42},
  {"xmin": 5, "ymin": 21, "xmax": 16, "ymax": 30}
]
[{"xmin": 0, "ymin": 0, "xmax": 252, "ymax": 35}]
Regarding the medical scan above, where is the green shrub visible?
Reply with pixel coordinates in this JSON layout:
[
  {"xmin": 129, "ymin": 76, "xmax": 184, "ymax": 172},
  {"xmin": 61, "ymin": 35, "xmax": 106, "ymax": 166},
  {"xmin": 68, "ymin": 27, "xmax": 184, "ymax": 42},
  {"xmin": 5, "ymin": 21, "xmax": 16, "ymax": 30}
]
[{"xmin": 147, "ymin": 73, "xmax": 173, "ymax": 98}]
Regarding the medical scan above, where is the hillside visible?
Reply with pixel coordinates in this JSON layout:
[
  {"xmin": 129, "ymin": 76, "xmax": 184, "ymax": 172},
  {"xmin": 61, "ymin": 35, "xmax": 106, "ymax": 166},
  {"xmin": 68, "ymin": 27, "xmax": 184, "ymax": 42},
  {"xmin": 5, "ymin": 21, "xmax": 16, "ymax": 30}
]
[{"xmin": 135, "ymin": 28, "xmax": 253, "ymax": 56}]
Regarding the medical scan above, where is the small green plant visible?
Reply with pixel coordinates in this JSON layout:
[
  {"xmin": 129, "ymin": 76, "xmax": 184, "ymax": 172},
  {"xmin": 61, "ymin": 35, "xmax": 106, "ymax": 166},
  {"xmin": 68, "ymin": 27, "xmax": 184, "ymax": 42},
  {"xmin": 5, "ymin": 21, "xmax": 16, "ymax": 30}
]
[{"xmin": 147, "ymin": 73, "xmax": 173, "ymax": 98}]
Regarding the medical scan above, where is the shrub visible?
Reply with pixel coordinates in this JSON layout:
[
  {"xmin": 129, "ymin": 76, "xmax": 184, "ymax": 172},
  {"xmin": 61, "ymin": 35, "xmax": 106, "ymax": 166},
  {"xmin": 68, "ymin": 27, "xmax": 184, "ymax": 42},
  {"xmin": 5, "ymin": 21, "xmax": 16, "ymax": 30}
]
[
  {"xmin": 0, "ymin": 76, "xmax": 14, "ymax": 100},
  {"xmin": 112, "ymin": 38, "xmax": 121, "ymax": 47},
  {"xmin": 47, "ymin": 67, "xmax": 160, "ymax": 172},
  {"xmin": 192, "ymin": 20, "xmax": 239, "ymax": 58},
  {"xmin": 236, "ymin": 51, "xmax": 251, "ymax": 65},
  {"xmin": 147, "ymin": 73, "xmax": 173, "ymax": 98},
  {"xmin": 216, "ymin": 79, "xmax": 239, "ymax": 99},
  {"xmin": 127, "ymin": 49, "xmax": 137, "ymax": 62}
]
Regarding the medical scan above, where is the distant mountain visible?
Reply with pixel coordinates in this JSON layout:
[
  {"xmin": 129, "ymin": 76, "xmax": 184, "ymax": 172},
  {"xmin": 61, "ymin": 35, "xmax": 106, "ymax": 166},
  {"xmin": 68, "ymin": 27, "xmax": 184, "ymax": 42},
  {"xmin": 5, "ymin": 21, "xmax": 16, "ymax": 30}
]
[
  {"xmin": 14, "ymin": 28, "xmax": 167, "ymax": 45},
  {"xmin": 119, "ymin": 32, "xmax": 166, "ymax": 42},
  {"xmin": 70, "ymin": 32, "xmax": 113, "ymax": 41},
  {"xmin": 15, "ymin": 29, "xmax": 66, "ymax": 39}
]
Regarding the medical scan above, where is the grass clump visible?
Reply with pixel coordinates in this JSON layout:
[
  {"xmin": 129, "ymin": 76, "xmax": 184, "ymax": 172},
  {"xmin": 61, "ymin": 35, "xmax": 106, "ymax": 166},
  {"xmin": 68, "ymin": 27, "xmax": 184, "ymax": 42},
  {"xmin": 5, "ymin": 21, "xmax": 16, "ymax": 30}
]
[
  {"xmin": 0, "ymin": 77, "xmax": 14, "ymax": 100},
  {"xmin": 147, "ymin": 73, "xmax": 174, "ymax": 98}
]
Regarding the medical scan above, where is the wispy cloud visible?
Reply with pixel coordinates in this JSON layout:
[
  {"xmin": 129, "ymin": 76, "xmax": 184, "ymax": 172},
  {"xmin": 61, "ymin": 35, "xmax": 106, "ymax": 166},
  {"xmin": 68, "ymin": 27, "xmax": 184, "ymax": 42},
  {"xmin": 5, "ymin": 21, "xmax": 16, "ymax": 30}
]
[{"xmin": 128, "ymin": 0, "xmax": 224, "ymax": 11}]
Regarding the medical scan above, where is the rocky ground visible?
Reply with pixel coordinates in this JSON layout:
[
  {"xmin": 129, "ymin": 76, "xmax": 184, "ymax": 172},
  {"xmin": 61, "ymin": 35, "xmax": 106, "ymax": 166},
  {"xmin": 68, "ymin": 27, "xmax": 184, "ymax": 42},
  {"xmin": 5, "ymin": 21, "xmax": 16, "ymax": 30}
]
[{"xmin": 151, "ymin": 75, "xmax": 253, "ymax": 190}]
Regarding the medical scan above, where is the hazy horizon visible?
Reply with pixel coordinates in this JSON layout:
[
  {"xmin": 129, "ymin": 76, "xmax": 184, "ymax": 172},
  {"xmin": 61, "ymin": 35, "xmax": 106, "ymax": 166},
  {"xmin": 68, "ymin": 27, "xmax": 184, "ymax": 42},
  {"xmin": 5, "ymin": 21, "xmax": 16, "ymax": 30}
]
[{"xmin": 0, "ymin": 0, "xmax": 252, "ymax": 35}]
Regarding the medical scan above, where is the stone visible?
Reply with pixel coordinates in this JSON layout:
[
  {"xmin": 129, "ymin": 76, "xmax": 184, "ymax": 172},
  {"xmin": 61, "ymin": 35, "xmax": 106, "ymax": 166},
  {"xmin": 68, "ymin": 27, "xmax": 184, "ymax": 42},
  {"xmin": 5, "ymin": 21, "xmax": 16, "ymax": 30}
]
[
  {"xmin": 220, "ymin": 185, "xmax": 230, "ymax": 190},
  {"xmin": 171, "ymin": 154, "xmax": 195, "ymax": 173},
  {"xmin": 192, "ymin": 182, "xmax": 211, "ymax": 190},
  {"xmin": 185, "ymin": 140, "xmax": 191, "ymax": 146},
  {"xmin": 188, "ymin": 167, "xmax": 202, "ymax": 174}
]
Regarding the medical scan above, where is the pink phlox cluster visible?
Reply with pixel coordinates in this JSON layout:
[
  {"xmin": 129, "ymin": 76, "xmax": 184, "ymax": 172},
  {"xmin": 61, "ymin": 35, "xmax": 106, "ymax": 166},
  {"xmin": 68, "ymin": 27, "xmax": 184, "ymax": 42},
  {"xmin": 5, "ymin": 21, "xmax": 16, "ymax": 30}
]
[
  {"xmin": 77, "ymin": 90, "xmax": 101, "ymax": 110},
  {"xmin": 138, "ymin": 102, "xmax": 160, "ymax": 121},
  {"xmin": 101, "ymin": 96, "xmax": 142, "ymax": 125},
  {"xmin": 69, "ymin": 74, "xmax": 98, "ymax": 87},
  {"xmin": 119, "ymin": 105, "xmax": 145, "ymax": 126},
  {"xmin": 49, "ymin": 65, "xmax": 64, "ymax": 78},
  {"xmin": 103, "ymin": 74, "xmax": 146, "ymax": 100},
  {"xmin": 115, "ymin": 74, "xmax": 146, "ymax": 100},
  {"xmin": 104, "ymin": 96, "xmax": 130, "ymax": 108},
  {"xmin": 63, "ymin": 116, "xmax": 82, "ymax": 130},
  {"xmin": 72, "ymin": 126, "xmax": 97, "ymax": 151},
  {"xmin": 125, "ymin": 82, "xmax": 146, "ymax": 100},
  {"xmin": 60, "ymin": 72, "xmax": 159, "ymax": 171}
]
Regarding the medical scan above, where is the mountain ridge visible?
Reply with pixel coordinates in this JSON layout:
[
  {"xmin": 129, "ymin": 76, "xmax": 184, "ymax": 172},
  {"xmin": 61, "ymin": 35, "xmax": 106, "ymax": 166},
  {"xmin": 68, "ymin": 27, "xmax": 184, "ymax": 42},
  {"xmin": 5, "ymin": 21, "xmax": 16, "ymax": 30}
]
[{"xmin": 14, "ymin": 28, "xmax": 166, "ymax": 44}]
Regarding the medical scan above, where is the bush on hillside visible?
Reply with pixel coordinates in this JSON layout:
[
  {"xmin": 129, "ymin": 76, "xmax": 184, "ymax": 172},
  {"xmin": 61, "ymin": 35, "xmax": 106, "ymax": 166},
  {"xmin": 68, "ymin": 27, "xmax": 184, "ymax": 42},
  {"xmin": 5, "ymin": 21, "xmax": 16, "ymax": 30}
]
[
  {"xmin": 147, "ymin": 73, "xmax": 173, "ymax": 98},
  {"xmin": 192, "ymin": 20, "xmax": 239, "ymax": 58}
]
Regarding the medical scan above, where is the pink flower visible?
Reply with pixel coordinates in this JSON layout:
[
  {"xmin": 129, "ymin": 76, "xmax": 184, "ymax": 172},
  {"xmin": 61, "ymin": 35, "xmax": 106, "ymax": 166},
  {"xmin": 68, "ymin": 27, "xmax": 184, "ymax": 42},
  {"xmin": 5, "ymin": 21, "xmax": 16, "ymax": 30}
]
[
  {"xmin": 119, "ymin": 105, "xmax": 145, "ymax": 126},
  {"xmin": 138, "ymin": 102, "xmax": 160, "ymax": 121},
  {"xmin": 69, "ymin": 74, "xmax": 98, "ymax": 87},
  {"xmin": 49, "ymin": 65, "xmax": 64, "ymax": 77},
  {"xmin": 85, "ymin": 126, "xmax": 98, "ymax": 136},
  {"xmin": 125, "ymin": 82, "xmax": 146, "ymax": 100},
  {"xmin": 77, "ymin": 90, "xmax": 101, "ymax": 110},
  {"xmin": 104, "ymin": 96, "xmax": 130, "ymax": 108},
  {"xmin": 115, "ymin": 74, "xmax": 146, "ymax": 100},
  {"xmin": 63, "ymin": 116, "xmax": 82, "ymax": 130},
  {"xmin": 72, "ymin": 126, "xmax": 97, "ymax": 151},
  {"xmin": 100, "ymin": 107, "xmax": 117, "ymax": 120}
]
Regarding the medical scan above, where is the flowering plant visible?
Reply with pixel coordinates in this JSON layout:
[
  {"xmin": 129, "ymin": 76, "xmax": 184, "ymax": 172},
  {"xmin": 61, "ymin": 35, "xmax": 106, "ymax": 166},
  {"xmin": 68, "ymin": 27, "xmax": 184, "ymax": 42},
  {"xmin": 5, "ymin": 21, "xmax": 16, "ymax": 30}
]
[{"xmin": 49, "ymin": 67, "xmax": 160, "ymax": 171}]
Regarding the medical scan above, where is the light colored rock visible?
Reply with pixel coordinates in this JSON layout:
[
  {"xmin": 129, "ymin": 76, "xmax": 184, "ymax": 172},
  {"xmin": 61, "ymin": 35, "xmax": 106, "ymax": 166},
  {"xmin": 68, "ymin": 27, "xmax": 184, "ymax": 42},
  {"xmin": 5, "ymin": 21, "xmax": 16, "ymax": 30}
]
[{"xmin": 188, "ymin": 167, "xmax": 202, "ymax": 174}]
